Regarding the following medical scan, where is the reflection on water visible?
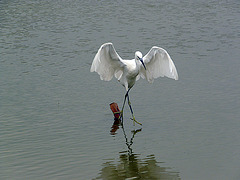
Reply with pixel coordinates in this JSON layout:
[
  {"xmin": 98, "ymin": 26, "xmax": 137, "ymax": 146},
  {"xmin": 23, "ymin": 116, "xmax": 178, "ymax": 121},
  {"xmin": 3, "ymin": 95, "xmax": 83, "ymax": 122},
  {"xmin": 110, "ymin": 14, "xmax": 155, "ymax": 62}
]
[
  {"xmin": 122, "ymin": 125, "xmax": 142, "ymax": 155},
  {"xmin": 96, "ymin": 122, "xmax": 180, "ymax": 179},
  {"xmin": 96, "ymin": 153, "xmax": 180, "ymax": 180},
  {"xmin": 110, "ymin": 119, "xmax": 121, "ymax": 135}
]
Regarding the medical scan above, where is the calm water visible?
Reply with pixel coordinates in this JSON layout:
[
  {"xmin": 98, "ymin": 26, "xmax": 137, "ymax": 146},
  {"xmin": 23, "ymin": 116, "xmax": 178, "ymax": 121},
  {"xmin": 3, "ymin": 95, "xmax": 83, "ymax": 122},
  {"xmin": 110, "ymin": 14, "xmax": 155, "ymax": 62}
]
[{"xmin": 1, "ymin": 0, "xmax": 240, "ymax": 179}]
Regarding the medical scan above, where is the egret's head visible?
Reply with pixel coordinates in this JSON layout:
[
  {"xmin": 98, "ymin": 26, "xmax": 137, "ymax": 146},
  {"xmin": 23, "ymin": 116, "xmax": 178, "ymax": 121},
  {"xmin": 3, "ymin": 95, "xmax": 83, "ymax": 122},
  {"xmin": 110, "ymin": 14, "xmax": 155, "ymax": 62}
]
[{"xmin": 135, "ymin": 51, "xmax": 146, "ymax": 70}]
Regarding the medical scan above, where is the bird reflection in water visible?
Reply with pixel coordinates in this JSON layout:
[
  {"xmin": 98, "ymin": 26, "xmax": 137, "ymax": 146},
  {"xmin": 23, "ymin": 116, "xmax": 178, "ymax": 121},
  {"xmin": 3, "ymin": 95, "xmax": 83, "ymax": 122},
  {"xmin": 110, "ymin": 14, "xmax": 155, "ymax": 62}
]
[
  {"xmin": 122, "ymin": 124, "xmax": 142, "ymax": 155},
  {"xmin": 100, "ymin": 119, "xmax": 181, "ymax": 179},
  {"xmin": 111, "ymin": 117, "xmax": 142, "ymax": 153},
  {"xmin": 96, "ymin": 151, "xmax": 181, "ymax": 180}
]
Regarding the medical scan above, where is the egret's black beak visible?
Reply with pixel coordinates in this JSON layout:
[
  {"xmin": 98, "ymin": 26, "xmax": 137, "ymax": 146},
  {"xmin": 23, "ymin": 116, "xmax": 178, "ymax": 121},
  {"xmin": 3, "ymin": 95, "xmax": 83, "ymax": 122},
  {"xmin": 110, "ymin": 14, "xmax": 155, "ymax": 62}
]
[{"xmin": 140, "ymin": 58, "xmax": 146, "ymax": 70}]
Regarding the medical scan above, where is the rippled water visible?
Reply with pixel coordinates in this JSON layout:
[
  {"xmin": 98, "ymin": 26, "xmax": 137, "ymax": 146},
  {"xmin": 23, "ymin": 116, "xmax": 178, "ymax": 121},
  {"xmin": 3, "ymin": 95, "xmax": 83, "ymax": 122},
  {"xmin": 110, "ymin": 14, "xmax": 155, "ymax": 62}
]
[{"xmin": 1, "ymin": 0, "xmax": 240, "ymax": 179}]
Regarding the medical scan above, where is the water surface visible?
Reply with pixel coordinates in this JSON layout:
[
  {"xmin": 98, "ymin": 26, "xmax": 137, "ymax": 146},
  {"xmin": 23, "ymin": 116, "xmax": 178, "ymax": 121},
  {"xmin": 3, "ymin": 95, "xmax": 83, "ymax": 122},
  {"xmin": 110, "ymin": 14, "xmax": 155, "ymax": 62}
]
[{"xmin": 1, "ymin": 0, "xmax": 240, "ymax": 179}]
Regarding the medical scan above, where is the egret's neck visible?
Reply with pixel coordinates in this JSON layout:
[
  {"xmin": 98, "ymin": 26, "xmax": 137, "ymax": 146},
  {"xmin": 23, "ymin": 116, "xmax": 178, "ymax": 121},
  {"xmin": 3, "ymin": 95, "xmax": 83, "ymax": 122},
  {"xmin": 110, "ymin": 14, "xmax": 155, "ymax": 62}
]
[{"xmin": 135, "ymin": 58, "xmax": 141, "ymax": 70}]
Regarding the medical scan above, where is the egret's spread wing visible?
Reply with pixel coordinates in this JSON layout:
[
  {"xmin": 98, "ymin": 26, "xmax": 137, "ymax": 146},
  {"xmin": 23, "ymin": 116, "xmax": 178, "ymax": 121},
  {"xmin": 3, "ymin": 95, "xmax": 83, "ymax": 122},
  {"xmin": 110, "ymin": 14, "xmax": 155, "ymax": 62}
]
[
  {"xmin": 139, "ymin": 46, "xmax": 178, "ymax": 83},
  {"xmin": 90, "ymin": 43, "xmax": 125, "ymax": 81}
]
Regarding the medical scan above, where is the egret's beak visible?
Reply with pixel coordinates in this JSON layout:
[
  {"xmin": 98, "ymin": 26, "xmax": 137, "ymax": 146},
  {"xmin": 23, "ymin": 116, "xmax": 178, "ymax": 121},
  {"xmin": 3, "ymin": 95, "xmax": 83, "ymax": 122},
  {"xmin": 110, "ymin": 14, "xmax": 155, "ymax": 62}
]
[{"xmin": 140, "ymin": 58, "xmax": 146, "ymax": 70}]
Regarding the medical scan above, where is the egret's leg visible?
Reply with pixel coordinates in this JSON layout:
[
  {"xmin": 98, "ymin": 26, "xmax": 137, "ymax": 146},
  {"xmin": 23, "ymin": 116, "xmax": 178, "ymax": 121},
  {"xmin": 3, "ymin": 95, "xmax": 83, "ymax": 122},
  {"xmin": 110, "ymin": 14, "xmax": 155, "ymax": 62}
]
[
  {"xmin": 120, "ymin": 90, "xmax": 129, "ymax": 121},
  {"xmin": 121, "ymin": 92, "xmax": 128, "ymax": 113},
  {"xmin": 127, "ymin": 94, "xmax": 142, "ymax": 126}
]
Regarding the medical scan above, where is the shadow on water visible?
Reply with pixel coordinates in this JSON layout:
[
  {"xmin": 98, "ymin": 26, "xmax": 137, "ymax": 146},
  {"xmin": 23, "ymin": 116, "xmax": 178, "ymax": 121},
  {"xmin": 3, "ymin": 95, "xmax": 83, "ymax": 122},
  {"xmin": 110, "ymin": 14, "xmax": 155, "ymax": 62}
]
[{"xmin": 95, "ymin": 120, "xmax": 181, "ymax": 180}]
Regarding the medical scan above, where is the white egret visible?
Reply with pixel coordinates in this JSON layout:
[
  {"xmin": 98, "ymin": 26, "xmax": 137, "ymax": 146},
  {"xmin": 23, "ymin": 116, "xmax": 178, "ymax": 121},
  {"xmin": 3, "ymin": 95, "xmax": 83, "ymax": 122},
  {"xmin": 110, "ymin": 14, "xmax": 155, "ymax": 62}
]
[{"xmin": 90, "ymin": 42, "xmax": 178, "ymax": 125}]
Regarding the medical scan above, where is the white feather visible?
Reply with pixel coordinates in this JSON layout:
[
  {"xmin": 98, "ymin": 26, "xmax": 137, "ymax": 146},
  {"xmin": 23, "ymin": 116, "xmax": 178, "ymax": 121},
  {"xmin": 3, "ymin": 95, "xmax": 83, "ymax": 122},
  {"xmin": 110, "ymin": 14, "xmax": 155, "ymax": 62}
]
[
  {"xmin": 90, "ymin": 42, "xmax": 125, "ymax": 81},
  {"xmin": 139, "ymin": 46, "xmax": 178, "ymax": 83}
]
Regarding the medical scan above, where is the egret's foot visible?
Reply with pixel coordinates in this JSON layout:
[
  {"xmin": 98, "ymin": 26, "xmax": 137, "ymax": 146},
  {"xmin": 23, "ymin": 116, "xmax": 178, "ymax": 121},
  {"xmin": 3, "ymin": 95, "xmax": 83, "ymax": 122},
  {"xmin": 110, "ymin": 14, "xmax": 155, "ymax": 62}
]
[{"xmin": 130, "ymin": 115, "xmax": 142, "ymax": 126}]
